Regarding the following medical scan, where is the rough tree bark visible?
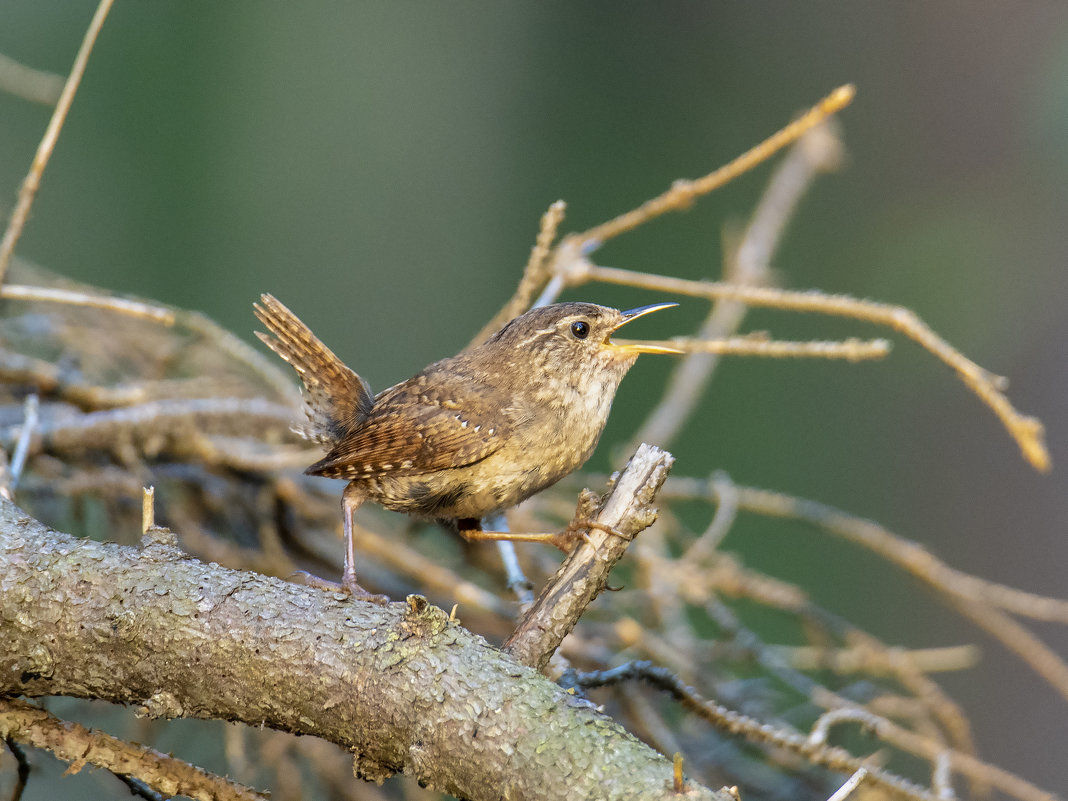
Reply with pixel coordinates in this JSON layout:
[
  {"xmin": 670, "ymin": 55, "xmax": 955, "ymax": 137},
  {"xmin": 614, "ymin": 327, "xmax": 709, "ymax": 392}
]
[{"xmin": 0, "ymin": 499, "xmax": 727, "ymax": 800}]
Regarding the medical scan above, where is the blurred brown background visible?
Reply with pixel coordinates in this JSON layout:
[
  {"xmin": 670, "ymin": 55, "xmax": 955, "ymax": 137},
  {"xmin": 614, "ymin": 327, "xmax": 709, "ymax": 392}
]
[{"xmin": 2, "ymin": 2, "xmax": 1066, "ymax": 797}]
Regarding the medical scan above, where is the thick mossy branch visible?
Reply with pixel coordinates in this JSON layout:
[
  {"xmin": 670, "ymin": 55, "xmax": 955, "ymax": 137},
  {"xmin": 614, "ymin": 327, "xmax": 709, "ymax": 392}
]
[{"xmin": 0, "ymin": 499, "xmax": 725, "ymax": 801}]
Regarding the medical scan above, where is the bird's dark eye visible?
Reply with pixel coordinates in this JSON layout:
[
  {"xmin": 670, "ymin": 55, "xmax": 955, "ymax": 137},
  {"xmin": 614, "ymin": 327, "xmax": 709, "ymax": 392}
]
[{"xmin": 570, "ymin": 321, "xmax": 590, "ymax": 340}]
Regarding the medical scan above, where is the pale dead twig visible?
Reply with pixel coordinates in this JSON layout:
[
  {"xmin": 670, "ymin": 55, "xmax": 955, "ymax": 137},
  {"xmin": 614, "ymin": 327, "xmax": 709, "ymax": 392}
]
[
  {"xmin": 0, "ymin": 52, "xmax": 65, "ymax": 106},
  {"xmin": 810, "ymin": 685, "xmax": 1054, "ymax": 801},
  {"xmin": 587, "ymin": 266, "xmax": 1049, "ymax": 471},
  {"xmin": 631, "ymin": 121, "xmax": 845, "ymax": 450},
  {"xmin": 469, "ymin": 200, "xmax": 567, "ymax": 348},
  {"xmin": 142, "ymin": 485, "xmax": 155, "ymax": 534},
  {"xmin": 708, "ymin": 576, "xmax": 983, "ymax": 789},
  {"xmin": 715, "ymin": 483, "xmax": 1068, "ymax": 624},
  {"xmin": 572, "ymin": 660, "xmax": 935, "ymax": 801},
  {"xmin": 623, "ymin": 535, "xmax": 981, "ymax": 782},
  {"xmin": 184, "ymin": 307, "xmax": 300, "ymax": 404},
  {"xmin": 949, "ymin": 595, "xmax": 1068, "ymax": 706},
  {"xmin": 683, "ymin": 470, "xmax": 738, "ymax": 561},
  {"xmin": 6, "ymin": 394, "xmax": 38, "ymax": 495},
  {"xmin": 0, "ymin": 284, "xmax": 177, "ymax": 324},
  {"xmin": 771, "ymin": 644, "xmax": 980, "ymax": 675},
  {"xmin": 826, "ymin": 769, "xmax": 869, "ymax": 801},
  {"xmin": 664, "ymin": 477, "xmax": 1068, "ymax": 705},
  {"xmin": 504, "ymin": 443, "xmax": 674, "ymax": 670},
  {"xmin": 571, "ymin": 85, "xmax": 856, "ymax": 249},
  {"xmin": 0, "ymin": 0, "xmax": 116, "ymax": 286},
  {"xmin": 617, "ymin": 335, "xmax": 891, "ymax": 361},
  {"xmin": 2, "ymin": 283, "xmax": 296, "ymax": 403}
]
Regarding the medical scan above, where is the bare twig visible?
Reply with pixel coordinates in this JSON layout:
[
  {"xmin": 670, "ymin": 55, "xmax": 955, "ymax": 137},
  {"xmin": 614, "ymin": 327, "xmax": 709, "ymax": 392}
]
[
  {"xmin": 586, "ymin": 267, "xmax": 1049, "ymax": 471},
  {"xmin": 142, "ymin": 485, "xmax": 155, "ymax": 534},
  {"xmin": 771, "ymin": 644, "xmax": 979, "ymax": 675},
  {"xmin": 664, "ymin": 478, "xmax": 1068, "ymax": 705},
  {"xmin": 572, "ymin": 661, "xmax": 934, "ymax": 801},
  {"xmin": 714, "ymin": 484, "xmax": 1068, "ymax": 624},
  {"xmin": 0, "ymin": 284, "xmax": 176, "ymax": 324},
  {"xmin": 469, "ymin": 200, "xmax": 567, "ymax": 347},
  {"xmin": 0, "ymin": 52, "xmax": 65, "ymax": 106},
  {"xmin": 0, "ymin": 397, "xmax": 298, "ymax": 455},
  {"xmin": 632, "ymin": 121, "xmax": 844, "ymax": 449},
  {"xmin": 504, "ymin": 443, "xmax": 674, "ymax": 671},
  {"xmin": 5, "ymin": 394, "xmax": 38, "ymax": 495},
  {"xmin": 0, "ymin": 0, "xmax": 116, "ymax": 286},
  {"xmin": 0, "ymin": 697, "xmax": 267, "ymax": 801},
  {"xmin": 572, "ymin": 85, "xmax": 855, "ymax": 249},
  {"xmin": 577, "ymin": 660, "xmax": 1055, "ymax": 801},
  {"xmin": 826, "ymin": 769, "xmax": 869, "ymax": 801},
  {"xmin": 619, "ymin": 335, "xmax": 890, "ymax": 361}
]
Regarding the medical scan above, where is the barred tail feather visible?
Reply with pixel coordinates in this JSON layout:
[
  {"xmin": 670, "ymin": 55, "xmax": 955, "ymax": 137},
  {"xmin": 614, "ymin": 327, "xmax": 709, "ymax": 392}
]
[{"xmin": 254, "ymin": 293, "xmax": 373, "ymax": 446}]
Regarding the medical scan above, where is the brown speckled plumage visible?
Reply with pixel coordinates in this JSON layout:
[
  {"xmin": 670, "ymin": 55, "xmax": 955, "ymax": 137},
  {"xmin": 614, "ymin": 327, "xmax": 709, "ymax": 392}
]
[{"xmin": 254, "ymin": 293, "xmax": 676, "ymax": 595}]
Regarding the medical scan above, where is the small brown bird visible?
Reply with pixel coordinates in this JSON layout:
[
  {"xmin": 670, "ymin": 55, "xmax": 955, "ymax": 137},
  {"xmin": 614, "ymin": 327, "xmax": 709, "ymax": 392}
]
[{"xmin": 254, "ymin": 294, "xmax": 677, "ymax": 597}]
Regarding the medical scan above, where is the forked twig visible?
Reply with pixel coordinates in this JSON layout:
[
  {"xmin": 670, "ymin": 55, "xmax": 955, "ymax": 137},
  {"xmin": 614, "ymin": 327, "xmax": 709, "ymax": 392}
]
[
  {"xmin": 632, "ymin": 120, "xmax": 844, "ymax": 450},
  {"xmin": 572, "ymin": 85, "xmax": 855, "ymax": 249},
  {"xmin": 504, "ymin": 443, "xmax": 673, "ymax": 670},
  {"xmin": 664, "ymin": 477, "xmax": 1068, "ymax": 704},
  {"xmin": 587, "ymin": 266, "xmax": 1049, "ymax": 471}
]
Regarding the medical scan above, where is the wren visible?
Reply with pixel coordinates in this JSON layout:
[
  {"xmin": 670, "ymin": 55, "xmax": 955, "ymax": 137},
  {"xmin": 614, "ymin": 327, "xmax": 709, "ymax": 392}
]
[{"xmin": 254, "ymin": 294, "xmax": 678, "ymax": 597}]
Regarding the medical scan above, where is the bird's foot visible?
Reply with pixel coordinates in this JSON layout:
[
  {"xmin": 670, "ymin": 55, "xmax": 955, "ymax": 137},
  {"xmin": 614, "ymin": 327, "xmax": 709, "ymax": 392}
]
[
  {"xmin": 556, "ymin": 519, "xmax": 628, "ymax": 553},
  {"xmin": 289, "ymin": 570, "xmax": 390, "ymax": 604},
  {"xmin": 458, "ymin": 521, "xmax": 626, "ymax": 553}
]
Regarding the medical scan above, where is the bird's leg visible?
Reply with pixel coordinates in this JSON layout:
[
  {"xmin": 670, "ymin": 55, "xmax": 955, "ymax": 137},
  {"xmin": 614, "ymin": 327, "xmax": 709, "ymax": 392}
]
[
  {"xmin": 339, "ymin": 483, "xmax": 390, "ymax": 602},
  {"xmin": 456, "ymin": 517, "xmax": 625, "ymax": 553}
]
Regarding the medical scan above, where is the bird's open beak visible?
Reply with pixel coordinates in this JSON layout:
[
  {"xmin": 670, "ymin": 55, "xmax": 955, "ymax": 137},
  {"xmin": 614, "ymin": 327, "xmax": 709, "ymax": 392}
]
[{"xmin": 606, "ymin": 302, "xmax": 684, "ymax": 354}]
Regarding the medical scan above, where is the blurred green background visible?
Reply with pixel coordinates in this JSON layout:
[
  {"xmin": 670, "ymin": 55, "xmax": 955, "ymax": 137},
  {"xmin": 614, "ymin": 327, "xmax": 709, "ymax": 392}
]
[{"xmin": 2, "ymin": 2, "xmax": 1066, "ymax": 796}]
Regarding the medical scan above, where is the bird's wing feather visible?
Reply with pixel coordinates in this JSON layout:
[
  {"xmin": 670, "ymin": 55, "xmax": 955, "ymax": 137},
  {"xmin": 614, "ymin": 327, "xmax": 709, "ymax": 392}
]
[{"xmin": 307, "ymin": 369, "xmax": 520, "ymax": 478}]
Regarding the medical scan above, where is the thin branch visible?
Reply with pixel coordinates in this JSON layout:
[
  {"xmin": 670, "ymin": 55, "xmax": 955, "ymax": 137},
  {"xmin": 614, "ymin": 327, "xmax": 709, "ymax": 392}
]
[
  {"xmin": 0, "ymin": 52, "xmax": 65, "ymax": 106},
  {"xmin": 468, "ymin": 200, "xmax": 567, "ymax": 348},
  {"xmin": 571, "ymin": 661, "xmax": 935, "ymax": 801},
  {"xmin": 0, "ymin": 397, "xmax": 298, "ymax": 455},
  {"xmin": 948, "ymin": 595, "xmax": 1068, "ymax": 706},
  {"xmin": 0, "ymin": 0, "xmax": 116, "ymax": 286},
  {"xmin": 664, "ymin": 478, "xmax": 1068, "ymax": 704},
  {"xmin": 575, "ymin": 660, "xmax": 1056, "ymax": 801},
  {"xmin": 503, "ymin": 443, "xmax": 674, "ymax": 671},
  {"xmin": 694, "ymin": 588, "xmax": 981, "ymax": 785},
  {"xmin": 714, "ymin": 484, "xmax": 1068, "ymax": 624},
  {"xmin": 572, "ymin": 85, "xmax": 855, "ymax": 249},
  {"xmin": 0, "ymin": 284, "xmax": 176, "ymax": 325},
  {"xmin": 826, "ymin": 769, "xmax": 869, "ymax": 801},
  {"xmin": 630, "ymin": 120, "xmax": 844, "ymax": 450},
  {"xmin": 141, "ymin": 485, "xmax": 155, "ymax": 533},
  {"xmin": 771, "ymin": 644, "xmax": 979, "ymax": 675},
  {"xmin": 0, "ymin": 698, "xmax": 266, "ymax": 801},
  {"xmin": 5, "ymin": 394, "xmax": 37, "ymax": 495},
  {"xmin": 587, "ymin": 266, "xmax": 1049, "ymax": 471},
  {"xmin": 618, "ymin": 335, "xmax": 891, "ymax": 361}
]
